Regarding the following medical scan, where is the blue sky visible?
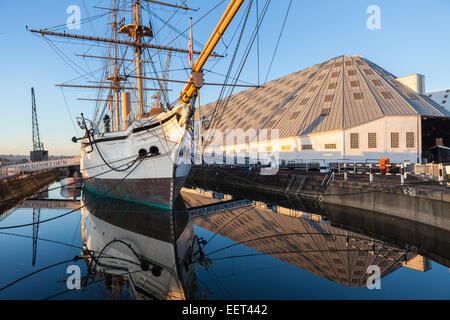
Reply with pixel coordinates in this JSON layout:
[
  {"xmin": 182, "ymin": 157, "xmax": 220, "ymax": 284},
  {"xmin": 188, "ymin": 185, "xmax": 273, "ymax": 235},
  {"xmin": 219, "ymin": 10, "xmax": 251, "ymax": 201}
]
[{"xmin": 0, "ymin": 0, "xmax": 449, "ymax": 156}]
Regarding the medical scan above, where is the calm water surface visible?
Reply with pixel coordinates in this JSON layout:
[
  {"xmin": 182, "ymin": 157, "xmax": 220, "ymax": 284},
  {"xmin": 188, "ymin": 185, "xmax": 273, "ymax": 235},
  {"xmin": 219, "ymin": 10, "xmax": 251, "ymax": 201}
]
[{"xmin": 0, "ymin": 179, "xmax": 449, "ymax": 299}]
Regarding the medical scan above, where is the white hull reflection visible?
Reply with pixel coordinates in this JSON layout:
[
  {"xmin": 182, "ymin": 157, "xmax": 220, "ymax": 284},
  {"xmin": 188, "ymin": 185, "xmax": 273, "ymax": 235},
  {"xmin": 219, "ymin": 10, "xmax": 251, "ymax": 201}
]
[{"xmin": 81, "ymin": 191, "xmax": 197, "ymax": 300}]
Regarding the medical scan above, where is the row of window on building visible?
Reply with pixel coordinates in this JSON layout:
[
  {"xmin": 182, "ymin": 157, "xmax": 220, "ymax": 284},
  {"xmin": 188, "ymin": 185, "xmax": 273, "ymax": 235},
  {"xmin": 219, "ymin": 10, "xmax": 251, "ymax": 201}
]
[
  {"xmin": 296, "ymin": 132, "xmax": 415, "ymax": 151},
  {"xmin": 208, "ymin": 132, "xmax": 415, "ymax": 154}
]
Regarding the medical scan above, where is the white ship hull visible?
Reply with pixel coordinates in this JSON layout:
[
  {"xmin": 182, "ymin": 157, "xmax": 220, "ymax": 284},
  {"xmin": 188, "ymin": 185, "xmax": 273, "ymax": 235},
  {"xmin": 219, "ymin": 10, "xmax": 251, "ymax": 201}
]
[{"xmin": 80, "ymin": 105, "xmax": 192, "ymax": 209}]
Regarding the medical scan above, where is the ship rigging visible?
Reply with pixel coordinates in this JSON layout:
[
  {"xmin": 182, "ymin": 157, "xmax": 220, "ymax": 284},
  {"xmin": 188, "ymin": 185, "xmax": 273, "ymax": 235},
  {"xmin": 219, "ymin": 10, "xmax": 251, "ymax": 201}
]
[{"xmin": 28, "ymin": 0, "xmax": 269, "ymax": 208}]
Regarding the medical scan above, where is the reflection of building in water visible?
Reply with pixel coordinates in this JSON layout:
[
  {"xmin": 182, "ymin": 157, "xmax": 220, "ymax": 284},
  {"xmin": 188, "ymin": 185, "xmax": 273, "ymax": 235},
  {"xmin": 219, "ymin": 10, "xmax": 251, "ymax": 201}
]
[
  {"xmin": 81, "ymin": 192, "xmax": 197, "ymax": 300},
  {"xmin": 181, "ymin": 188, "xmax": 231, "ymax": 208},
  {"xmin": 189, "ymin": 192, "xmax": 431, "ymax": 287}
]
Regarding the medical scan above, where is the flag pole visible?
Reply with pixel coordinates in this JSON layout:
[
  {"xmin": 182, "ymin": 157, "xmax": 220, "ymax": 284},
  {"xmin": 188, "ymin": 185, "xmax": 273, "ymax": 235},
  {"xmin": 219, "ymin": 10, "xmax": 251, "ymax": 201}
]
[{"xmin": 189, "ymin": 17, "xmax": 193, "ymax": 70}]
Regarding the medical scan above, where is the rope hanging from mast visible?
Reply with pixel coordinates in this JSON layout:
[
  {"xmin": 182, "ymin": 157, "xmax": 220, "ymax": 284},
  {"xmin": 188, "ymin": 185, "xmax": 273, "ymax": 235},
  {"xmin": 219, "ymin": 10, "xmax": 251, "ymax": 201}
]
[{"xmin": 179, "ymin": 0, "xmax": 245, "ymax": 105}]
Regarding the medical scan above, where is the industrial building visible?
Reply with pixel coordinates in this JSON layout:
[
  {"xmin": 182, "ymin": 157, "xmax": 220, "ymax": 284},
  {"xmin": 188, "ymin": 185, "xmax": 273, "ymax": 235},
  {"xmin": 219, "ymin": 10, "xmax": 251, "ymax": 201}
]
[{"xmin": 201, "ymin": 55, "xmax": 450, "ymax": 165}]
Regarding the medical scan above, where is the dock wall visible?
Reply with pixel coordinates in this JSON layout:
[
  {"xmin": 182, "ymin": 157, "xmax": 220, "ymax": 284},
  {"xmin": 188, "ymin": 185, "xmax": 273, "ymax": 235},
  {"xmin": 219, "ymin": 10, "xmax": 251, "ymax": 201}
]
[
  {"xmin": 0, "ymin": 170, "xmax": 62, "ymax": 212},
  {"xmin": 187, "ymin": 166, "xmax": 450, "ymax": 231}
]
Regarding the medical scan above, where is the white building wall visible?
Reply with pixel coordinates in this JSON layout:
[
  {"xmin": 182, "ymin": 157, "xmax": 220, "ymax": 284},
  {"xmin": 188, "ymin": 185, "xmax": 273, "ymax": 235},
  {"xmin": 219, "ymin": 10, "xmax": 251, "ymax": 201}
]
[
  {"xmin": 202, "ymin": 116, "xmax": 421, "ymax": 165},
  {"xmin": 343, "ymin": 116, "xmax": 419, "ymax": 163}
]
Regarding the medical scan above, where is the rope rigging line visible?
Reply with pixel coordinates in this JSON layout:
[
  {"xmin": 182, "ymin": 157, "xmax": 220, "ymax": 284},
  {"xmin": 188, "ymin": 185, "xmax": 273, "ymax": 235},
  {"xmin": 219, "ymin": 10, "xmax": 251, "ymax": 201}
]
[
  {"xmin": 200, "ymin": 247, "xmax": 407, "ymax": 263},
  {"xmin": 0, "ymin": 257, "xmax": 82, "ymax": 292},
  {"xmin": 0, "ymin": 231, "xmax": 145, "ymax": 267},
  {"xmin": 200, "ymin": 189, "xmax": 300, "ymax": 246},
  {"xmin": 203, "ymin": 0, "xmax": 257, "ymax": 138},
  {"xmin": 60, "ymin": 87, "xmax": 80, "ymax": 136},
  {"xmin": 203, "ymin": 0, "xmax": 270, "ymax": 145},
  {"xmin": 36, "ymin": 1, "xmax": 130, "ymax": 33},
  {"xmin": 203, "ymin": 232, "xmax": 406, "ymax": 259},
  {"xmin": 264, "ymin": 0, "xmax": 292, "ymax": 83},
  {"xmin": 0, "ymin": 152, "xmax": 146, "ymax": 203}
]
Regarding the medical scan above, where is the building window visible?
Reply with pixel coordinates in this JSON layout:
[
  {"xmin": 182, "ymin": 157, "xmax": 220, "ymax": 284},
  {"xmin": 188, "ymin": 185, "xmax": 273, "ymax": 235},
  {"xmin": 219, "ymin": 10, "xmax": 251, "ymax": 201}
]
[
  {"xmin": 328, "ymin": 82, "xmax": 337, "ymax": 89},
  {"xmin": 266, "ymin": 120, "xmax": 275, "ymax": 128},
  {"xmin": 309, "ymin": 85, "xmax": 318, "ymax": 92},
  {"xmin": 391, "ymin": 132, "xmax": 399, "ymax": 148},
  {"xmin": 368, "ymin": 133, "xmax": 377, "ymax": 148},
  {"xmin": 320, "ymin": 108, "xmax": 330, "ymax": 116},
  {"xmin": 372, "ymin": 79, "xmax": 381, "ymax": 86},
  {"xmin": 347, "ymin": 70, "xmax": 356, "ymax": 76},
  {"xmin": 350, "ymin": 80, "xmax": 359, "ymax": 88},
  {"xmin": 405, "ymin": 92, "xmax": 416, "ymax": 100},
  {"xmin": 391, "ymin": 80, "xmax": 402, "ymax": 87},
  {"xmin": 325, "ymin": 143, "xmax": 337, "ymax": 150},
  {"xmin": 281, "ymin": 145, "xmax": 291, "ymax": 151},
  {"xmin": 381, "ymin": 91, "xmax": 393, "ymax": 100},
  {"xmin": 406, "ymin": 132, "xmax": 415, "ymax": 148},
  {"xmin": 324, "ymin": 95, "xmax": 333, "ymax": 103},
  {"xmin": 300, "ymin": 98, "xmax": 309, "ymax": 105},
  {"xmin": 353, "ymin": 92, "xmax": 363, "ymax": 101},
  {"xmin": 301, "ymin": 144, "xmax": 313, "ymax": 150},
  {"xmin": 443, "ymin": 100, "xmax": 447, "ymax": 104},
  {"xmin": 350, "ymin": 133, "xmax": 359, "ymax": 149},
  {"xmin": 290, "ymin": 111, "xmax": 300, "ymax": 120}
]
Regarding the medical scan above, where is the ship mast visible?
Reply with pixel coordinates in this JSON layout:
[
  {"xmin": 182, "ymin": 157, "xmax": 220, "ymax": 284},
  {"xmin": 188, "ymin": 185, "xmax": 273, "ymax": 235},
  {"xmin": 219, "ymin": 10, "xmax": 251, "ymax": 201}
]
[
  {"xmin": 134, "ymin": 0, "xmax": 145, "ymax": 118},
  {"xmin": 113, "ymin": 0, "xmax": 120, "ymax": 130},
  {"xmin": 29, "ymin": 0, "xmax": 244, "ymax": 127}
]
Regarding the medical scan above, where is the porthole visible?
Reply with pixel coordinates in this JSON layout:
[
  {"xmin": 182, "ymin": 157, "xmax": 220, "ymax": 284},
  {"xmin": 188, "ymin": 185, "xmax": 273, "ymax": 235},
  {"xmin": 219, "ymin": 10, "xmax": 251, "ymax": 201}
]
[{"xmin": 149, "ymin": 146, "xmax": 160, "ymax": 156}]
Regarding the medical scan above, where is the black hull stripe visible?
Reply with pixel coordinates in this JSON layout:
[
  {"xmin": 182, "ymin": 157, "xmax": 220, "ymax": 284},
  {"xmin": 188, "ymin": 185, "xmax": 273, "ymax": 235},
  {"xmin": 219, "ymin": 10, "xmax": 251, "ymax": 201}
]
[{"xmin": 132, "ymin": 112, "xmax": 179, "ymax": 134}]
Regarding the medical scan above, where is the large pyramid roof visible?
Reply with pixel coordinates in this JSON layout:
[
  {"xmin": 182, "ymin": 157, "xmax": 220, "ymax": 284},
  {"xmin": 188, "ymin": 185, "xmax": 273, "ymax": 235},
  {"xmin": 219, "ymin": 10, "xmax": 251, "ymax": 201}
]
[{"xmin": 202, "ymin": 55, "xmax": 450, "ymax": 138}]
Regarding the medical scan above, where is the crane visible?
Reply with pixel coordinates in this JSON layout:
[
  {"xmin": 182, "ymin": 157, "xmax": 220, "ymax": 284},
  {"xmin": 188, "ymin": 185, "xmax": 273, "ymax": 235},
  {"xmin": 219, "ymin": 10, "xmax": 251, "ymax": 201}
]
[
  {"xmin": 32, "ymin": 208, "xmax": 40, "ymax": 266},
  {"xmin": 30, "ymin": 87, "xmax": 48, "ymax": 162}
]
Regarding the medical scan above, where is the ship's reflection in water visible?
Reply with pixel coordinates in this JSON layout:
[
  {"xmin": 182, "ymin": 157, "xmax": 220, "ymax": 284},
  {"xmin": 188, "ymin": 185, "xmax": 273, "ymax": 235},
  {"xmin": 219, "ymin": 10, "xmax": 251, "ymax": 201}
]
[
  {"xmin": 0, "ymin": 180, "xmax": 449, "ymax": 299},
  {"xmin": 81, "ymin": 192, "xmax": 198, "ymax": 300}
]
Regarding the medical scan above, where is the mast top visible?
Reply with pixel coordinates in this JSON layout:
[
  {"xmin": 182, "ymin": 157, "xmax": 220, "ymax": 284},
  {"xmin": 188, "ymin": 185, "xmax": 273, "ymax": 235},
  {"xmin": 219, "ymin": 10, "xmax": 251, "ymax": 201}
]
[{"xmin": 118, "ymin": 24, "xmax": 153, "ymax": 39}]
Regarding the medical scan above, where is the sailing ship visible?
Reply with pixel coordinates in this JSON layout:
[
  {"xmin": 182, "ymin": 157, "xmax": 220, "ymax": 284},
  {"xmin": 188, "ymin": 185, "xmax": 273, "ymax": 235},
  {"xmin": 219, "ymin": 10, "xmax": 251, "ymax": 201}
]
[{"xmin": 29, "ymin": 0, "xmax": 245, "ymax": 209}]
